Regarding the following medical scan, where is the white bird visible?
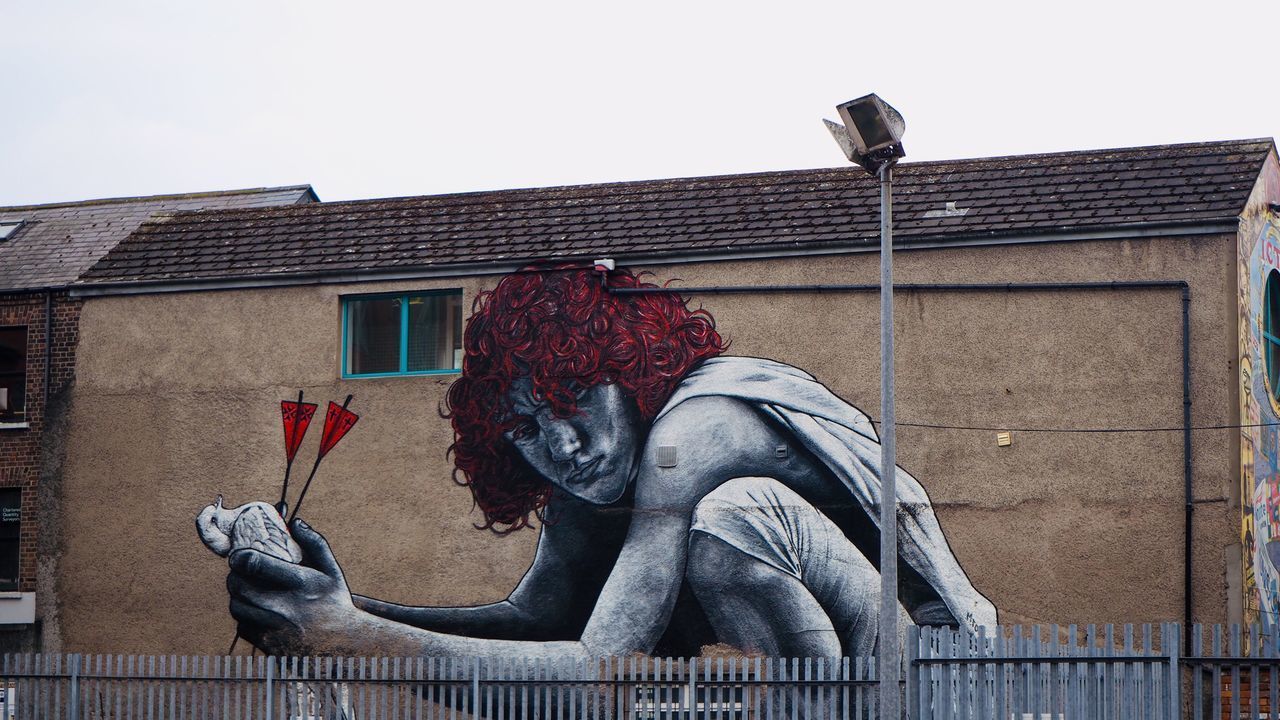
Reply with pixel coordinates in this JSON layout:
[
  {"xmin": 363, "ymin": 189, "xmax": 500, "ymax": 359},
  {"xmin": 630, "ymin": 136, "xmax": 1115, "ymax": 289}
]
[{"xmin": 196, "ymin": 495, "xmax": 302, "ymax": 563}]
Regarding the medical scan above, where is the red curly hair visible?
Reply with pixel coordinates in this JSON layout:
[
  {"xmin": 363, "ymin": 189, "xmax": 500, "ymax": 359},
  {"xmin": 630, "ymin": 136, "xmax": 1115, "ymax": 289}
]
[{"xmin": 446, "ymin": 266, "xmax": 726, "ymax": 533}]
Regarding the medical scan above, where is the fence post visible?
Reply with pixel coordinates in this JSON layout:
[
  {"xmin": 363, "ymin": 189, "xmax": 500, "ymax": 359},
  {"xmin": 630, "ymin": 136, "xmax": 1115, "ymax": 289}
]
[
  {"xmin": 471, "ymin": 657, "xmax": 481, "ymax": 716},
  {"xmin": 265, "ymin": 656, "xmax": 275, "ymax": 720},
  {"xmin": 68, "ymin": 653, "xmax": 79, "ymax": 720},
  {"xmin": 1168, "ymin": 623, "xmax": 1182, "ymax": 720},
  {"xmin": 906, "ymin": 626, "xmax": 919, "ymax": 720},
  {"xmin": 688, "ymin": 657, "xmax": 697, "ymax": 716}
]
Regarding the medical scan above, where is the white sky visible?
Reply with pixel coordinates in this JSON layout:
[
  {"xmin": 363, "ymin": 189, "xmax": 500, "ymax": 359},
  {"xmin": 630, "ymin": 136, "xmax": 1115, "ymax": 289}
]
[{"xmin": 2, "ymin": 0, "xmax": 1276, "ymax": 205}]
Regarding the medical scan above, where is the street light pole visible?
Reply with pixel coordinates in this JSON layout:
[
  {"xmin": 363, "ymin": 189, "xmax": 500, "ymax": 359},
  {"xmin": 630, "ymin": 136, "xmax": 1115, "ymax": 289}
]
[
  {"xmin": 877, "ymin": 160, "xmax": 899, "ymax": 720},
  {"xmin": 824, "ymin": 93, "xmax": 907, "ymax": 719}
]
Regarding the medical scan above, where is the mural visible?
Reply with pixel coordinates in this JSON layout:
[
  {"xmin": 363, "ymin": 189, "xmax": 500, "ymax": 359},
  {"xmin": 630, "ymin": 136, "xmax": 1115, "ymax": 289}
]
[
  {"xmin": 200, "ymin": 267, "xmax": 996, "ymax": 659},
  {"xmin": 1241, "ymin": 153, "xmax": 1280, "ymax": 628}
]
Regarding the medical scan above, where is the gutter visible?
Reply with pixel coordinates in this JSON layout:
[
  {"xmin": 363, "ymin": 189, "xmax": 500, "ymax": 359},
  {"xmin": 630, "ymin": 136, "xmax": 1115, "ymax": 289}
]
[
  {"xmin": 0, "ymin": 286, "xmax": 66, "ymax": 297},
  {"xmin": 610, "ymin": 279, "xmax": 1195, "ymax": 649}
]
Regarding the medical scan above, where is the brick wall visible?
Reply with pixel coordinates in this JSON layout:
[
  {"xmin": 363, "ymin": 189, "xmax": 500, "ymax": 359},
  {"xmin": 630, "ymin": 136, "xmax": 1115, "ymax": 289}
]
[{"xmin": 0, "ymin": 291, "xmax": 81, "ymax": 593}]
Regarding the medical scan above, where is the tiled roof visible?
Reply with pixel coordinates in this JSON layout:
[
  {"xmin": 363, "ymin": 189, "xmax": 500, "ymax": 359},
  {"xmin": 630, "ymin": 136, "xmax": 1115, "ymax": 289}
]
[
  {"xmin": 0, "ymin": 186, "xmax": 316, "ymax": 291},
  {"xmin": 80, "ymin": 139, "xmax": 1274, "ymax": 288}
]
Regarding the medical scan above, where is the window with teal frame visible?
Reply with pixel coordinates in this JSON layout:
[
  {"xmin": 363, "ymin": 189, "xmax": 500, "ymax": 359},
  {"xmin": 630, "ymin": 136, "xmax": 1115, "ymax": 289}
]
[
  {"xmin": 1266, "ymin": 270, "xmax": 1280, "ymax": 400},
  {"xmin": 343, "ymin": 291, "xmax": 463, "ymax": 378}
]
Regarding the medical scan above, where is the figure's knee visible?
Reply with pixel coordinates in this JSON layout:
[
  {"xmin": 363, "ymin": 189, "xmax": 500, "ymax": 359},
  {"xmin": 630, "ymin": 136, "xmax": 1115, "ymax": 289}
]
[
  {"xmin": 688, "ymin": 478, "xmax": 880, "ymax": 657},
  {"xmin": 687, "ymin": 476, "xmax": 810, "ymax": 593},
  {"xmin": 686, "ymin": 530, "xmax": 844, "ymax": 657},
  {"xmin": 687, "ymin": 530, "xmax": 800, "ymax": 604}
]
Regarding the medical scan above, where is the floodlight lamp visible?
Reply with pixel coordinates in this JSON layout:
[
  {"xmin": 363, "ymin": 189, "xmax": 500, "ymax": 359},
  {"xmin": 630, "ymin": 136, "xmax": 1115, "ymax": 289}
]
[{"xmin": 826, "ymin": 93, "xmax": 906, "ymax": 174}]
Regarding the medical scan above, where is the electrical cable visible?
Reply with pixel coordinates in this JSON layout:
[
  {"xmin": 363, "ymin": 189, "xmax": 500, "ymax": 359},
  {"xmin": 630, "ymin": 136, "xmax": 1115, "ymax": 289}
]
[{"xmin": 860, "ymin": 415, "xmax": 1280, "ymax": 430}]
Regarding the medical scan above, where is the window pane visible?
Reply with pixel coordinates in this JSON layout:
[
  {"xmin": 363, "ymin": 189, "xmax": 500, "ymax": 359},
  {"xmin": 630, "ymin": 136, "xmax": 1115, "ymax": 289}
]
[
  {"xmin": 0, "ymin": 489, "xmax": 20, "ymax": 590},
  {"xmin": 0, "ymin": 327, "xmax": 26, "ymax": 418},
  {"xmin": 0, "ymin": 540, "xmax": 16, "ymax": 591},
  {"xmin": 1269, "ymin": 271, "xmax": 1280, "ymax": 399},
  {"xmin": 347, "ymin": 298, "xmax": 402, "ymax": 374},
  {"xmin": 407, "ymin": 293, "xmax": 462, "ymax": 371}
]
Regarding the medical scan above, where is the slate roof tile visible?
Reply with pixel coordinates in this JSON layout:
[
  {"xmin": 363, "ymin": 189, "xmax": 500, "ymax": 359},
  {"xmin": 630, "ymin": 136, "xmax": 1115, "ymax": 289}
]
[
  {"xmin": 77, "ymin": 140, "xmax": 1275, "ymax": 287},
  {"xmin": 0, "ymin": 185, "xmax": 316, "ymax": 290}
]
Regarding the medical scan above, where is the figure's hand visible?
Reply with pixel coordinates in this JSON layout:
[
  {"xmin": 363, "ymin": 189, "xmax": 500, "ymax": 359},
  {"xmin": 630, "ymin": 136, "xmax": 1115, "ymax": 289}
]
[{"xmin": 227, "ymin": 518, "xmax": 357, "ymax": 655}]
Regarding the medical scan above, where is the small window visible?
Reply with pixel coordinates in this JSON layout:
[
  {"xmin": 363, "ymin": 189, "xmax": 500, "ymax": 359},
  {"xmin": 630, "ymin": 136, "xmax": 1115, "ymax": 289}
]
[
  {"xmin": 0, "ymin": 489, "xmax": 20, "ymax": 590},
  {"xmin": 0, "ymin": 222, "xmax": 21, "ymax": 241},
  {"xmin": 0, "ymin": 327, "xmax": 27, "ymax": 421},
  {"xmin": 1266, "ymin": 270, "xmax": 1280, "ymax": 401},
  {"xmin": 343, "ymin": 291, "xmax": 463, "ymax": 377}
]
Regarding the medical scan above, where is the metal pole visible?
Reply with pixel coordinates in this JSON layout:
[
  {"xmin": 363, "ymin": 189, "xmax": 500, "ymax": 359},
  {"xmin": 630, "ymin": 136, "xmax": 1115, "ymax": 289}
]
[
  {"xmin": 265, "ymin": 656, "xmax": 274, "ymax": 720},
  {"xmin": 878, "ymin": 161, "xmax": 900, "ymax": 720},
  {"xmin": 471, "ymin": 657, "xmax": 481, "ymax": 715},
  {"xmin": 69, "ymin": 653, "xmax": 80, "ymax": 720}
]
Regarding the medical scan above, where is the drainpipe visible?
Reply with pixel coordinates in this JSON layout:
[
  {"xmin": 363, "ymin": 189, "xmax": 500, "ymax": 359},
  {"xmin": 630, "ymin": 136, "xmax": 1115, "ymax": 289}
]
[
  {"xmin": 44, "ymin": 290, "xmax": 52, "ymax": 411},
  {"xmin": 608, "ymin": 278, "xmax": 1195, "ymax": 644},
  {"xmin": 1181, "ymin": 285, "xmax": 1193, "ymax": 652}
]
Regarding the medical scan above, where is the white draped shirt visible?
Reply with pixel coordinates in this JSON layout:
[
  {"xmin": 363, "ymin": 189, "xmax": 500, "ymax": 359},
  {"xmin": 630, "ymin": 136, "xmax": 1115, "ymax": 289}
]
[{"xmin": 654, "ymin": 356, "xmax": 998, "ymax": 631}]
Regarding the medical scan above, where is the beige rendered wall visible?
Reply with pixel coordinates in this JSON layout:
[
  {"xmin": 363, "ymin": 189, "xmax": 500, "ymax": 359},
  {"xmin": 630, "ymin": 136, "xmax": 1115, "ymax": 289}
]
[{"xmin": 50, "ymin": 233, "xmax": 1238, "ymax": 653}]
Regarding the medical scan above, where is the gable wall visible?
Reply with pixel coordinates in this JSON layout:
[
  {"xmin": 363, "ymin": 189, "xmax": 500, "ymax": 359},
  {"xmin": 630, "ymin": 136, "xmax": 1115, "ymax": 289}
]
[{"xmin": 51, "ymin": 233, "xmax": 1240, "ymax": 653}]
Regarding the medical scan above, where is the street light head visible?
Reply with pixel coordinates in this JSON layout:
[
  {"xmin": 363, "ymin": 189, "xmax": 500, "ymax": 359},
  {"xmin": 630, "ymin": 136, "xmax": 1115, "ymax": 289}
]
[
  {"xmin": 826, "ymin": 93, "xmax": 906, "ymax": 174},
  {"xmin": 837, "ymin": 94, "xmax": 905, "ymax": 154}
]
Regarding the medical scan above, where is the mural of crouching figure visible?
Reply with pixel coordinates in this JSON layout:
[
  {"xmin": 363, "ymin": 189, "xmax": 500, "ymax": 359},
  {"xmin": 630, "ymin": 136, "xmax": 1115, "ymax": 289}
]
[{"xmin": 227, "ymin": 267, "xmax": 996, "ymax": 659}]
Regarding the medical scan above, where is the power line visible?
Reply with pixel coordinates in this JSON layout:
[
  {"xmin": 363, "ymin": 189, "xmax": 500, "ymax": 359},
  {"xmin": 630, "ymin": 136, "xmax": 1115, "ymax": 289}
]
[{"xmin": 866, "ymin": 420, "xmax": 1280, "ymax": 434}]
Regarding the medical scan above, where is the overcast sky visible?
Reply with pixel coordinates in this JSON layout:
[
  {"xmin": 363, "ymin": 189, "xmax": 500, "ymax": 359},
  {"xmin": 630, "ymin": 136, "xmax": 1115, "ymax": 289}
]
[{"xmin": 2, "ymin": 1, "xmax": 1276, "ymax": 205}]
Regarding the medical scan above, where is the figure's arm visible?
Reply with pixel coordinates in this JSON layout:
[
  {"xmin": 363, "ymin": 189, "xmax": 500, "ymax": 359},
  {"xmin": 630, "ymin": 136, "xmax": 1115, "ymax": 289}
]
[
  {"xmin": 337, "ymin": 503, "xmax": 694, "ymax": 658},
  {"xmin": 230, "ymin": 494, "xmax": 640, "ymax": 656},
  {"xmin": 233, "ymin": 481, "xmax": 700, "ymax": 656},
  {"xmin": 350, "ymin": 596, "xmax": 532, "ymax": 638},
  {"xmin": 229, "ymin": 399, "xmax": 747, "ymax": 658},
  {"xmin": 229, "ymin": 518, "xmax": 590, "ymax": 658}
]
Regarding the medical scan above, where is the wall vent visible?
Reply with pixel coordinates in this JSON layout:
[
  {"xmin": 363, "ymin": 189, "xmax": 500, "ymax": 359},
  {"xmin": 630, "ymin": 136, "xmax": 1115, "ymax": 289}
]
[{"xmin": 655, "ymin": 445, "xmax": 678, "ymax": 468}]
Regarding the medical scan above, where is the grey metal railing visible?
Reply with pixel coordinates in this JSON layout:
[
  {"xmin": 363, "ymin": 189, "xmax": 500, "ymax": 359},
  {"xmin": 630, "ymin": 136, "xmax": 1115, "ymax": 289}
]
[
  {"xmin": 2, "ymin": 624, "xmax": 1280, "ymax": 719},
  {"xmin": 909, "ymin": 623, "xmax": 1180, "ymax": 720},
  {"xmin": 0, "ymin": 653, "xmax": 877, "ymax": 719}
]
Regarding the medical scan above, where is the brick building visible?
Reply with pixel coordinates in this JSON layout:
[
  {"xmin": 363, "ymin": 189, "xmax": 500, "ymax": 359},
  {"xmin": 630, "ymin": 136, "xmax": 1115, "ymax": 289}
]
[{"xmin": 0, "ymin": 185, "xmax": 315, "ymax": 651}]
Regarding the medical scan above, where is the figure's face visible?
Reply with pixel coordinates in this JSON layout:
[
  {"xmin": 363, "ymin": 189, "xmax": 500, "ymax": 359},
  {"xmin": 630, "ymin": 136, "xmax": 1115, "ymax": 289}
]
[{"xmin": 504, "ymin": 378, "xmax": 645, "ymax": 505}]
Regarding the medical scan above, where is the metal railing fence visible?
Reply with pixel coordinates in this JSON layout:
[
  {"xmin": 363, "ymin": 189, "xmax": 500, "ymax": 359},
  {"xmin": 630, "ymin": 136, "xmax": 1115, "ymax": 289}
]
[
  {"xmin": 909, "ymin": 622, "xmax": 1180, "ymax": 720},
  {"xmin": 0, "ymin": 653, "xmax": 878, "ymax": 719},
  {"xmin": 0, "ymin": 623, "xmax": 1278, "ymax": 719}
]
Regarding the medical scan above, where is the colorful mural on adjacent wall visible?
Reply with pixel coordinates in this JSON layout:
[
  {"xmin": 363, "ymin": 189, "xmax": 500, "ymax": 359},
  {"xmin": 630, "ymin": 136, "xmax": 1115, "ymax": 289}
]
[
  {"xmin": 198, "ymin": 267, "xmax": 996, "ymax": 659},
  {"xmin": 1241, "ymin": 153, "xmax": 1280, "ymax": 629}
]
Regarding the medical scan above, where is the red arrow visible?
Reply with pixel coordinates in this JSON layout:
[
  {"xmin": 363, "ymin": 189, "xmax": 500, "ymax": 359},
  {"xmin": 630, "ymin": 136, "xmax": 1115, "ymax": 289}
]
[
  {"xmin": 282, "ymin": 392, "xmax": 318, "ymax": 463},
  {"xmin": 289, "ymin": 395, "xmax": 359, "ymax": 522},
  {"xmin": 279, "ymin": 391, "xmax": 318, "ymax": 507},
  {"xmin": 318, "ymin": 396, "xmax": 359, "ymax": 459}
]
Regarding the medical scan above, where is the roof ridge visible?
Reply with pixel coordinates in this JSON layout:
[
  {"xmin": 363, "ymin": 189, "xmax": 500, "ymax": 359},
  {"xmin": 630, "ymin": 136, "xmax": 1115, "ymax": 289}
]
[
  {"xmin": 899, "ymin": 137, "xmax": 1275, "ymax": 168},
  {"xmin": 135, "ymin": 171, "xmax": 1265, "ymax": 230},
  {"xmin": 134, "ymin": 138, "xmax": 1274, "ymax": 219},
  {"xmin": 0, "ymin": 185, "xmax": 315, "ymax": 212}
]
